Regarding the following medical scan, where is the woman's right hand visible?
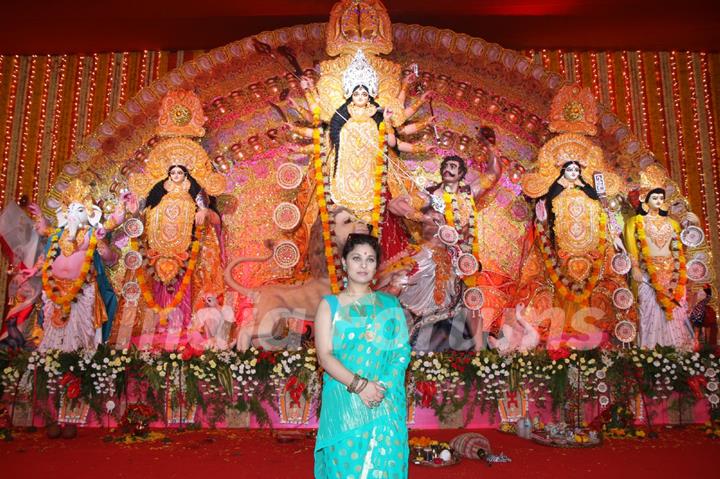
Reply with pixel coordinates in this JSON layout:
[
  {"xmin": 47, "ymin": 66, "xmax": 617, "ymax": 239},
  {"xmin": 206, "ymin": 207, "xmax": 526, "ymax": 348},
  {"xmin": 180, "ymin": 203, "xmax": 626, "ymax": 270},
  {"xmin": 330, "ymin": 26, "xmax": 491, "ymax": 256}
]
[{"xmin": 358, "ymin": 381, "xmax": 386, "ymax": 408}]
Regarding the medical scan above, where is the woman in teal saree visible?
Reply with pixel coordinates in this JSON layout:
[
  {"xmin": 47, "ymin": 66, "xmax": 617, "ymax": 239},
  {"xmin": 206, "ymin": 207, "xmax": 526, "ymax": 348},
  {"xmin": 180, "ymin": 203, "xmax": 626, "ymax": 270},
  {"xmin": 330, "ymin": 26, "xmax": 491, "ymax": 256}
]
[{"xmin": 314, "ymin": 233, "xmax": 410, "ymax": 479}]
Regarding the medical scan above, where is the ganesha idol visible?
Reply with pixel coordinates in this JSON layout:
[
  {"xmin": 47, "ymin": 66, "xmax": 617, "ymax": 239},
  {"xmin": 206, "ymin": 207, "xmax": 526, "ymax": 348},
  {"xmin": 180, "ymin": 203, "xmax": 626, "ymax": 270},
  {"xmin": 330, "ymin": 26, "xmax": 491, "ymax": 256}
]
[{"xmin": 23, "ymin": 180, "xmax": 124, "ymax": 352}]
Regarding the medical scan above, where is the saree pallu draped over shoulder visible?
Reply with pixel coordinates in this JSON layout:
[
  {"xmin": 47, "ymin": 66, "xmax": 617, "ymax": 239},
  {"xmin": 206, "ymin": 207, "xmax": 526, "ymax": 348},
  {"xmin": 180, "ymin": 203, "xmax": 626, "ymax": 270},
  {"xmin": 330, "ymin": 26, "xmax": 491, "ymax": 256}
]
[{"xmin": 315, "ymin": 291, "xmax": 410, "ymax": 479}]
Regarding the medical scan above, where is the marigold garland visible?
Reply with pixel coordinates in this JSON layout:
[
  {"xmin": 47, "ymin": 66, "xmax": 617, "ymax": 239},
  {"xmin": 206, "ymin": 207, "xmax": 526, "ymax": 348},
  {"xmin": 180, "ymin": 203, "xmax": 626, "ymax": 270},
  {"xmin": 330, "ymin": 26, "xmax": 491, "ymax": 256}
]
[
  {"xmin": 431, "ymin": 247, "xmax": 452, "ymax": 305},
  {"xmin": 311, "ymin": 106, "xmax": 340, "ymax": 294},
  {"xmin": 134, "ymin": 224, "xmax": 204, "ymax": 316},
  {"xmin": 42, "ymin": 227, "xmax": 98, "ymax": 315},
  {"xmin": 311, "ymin": 109, "xmax": 388, "ymax": 293},
  {"xmin": 371, "ymin": 121, "xmax": 388, "ymax": 238},
  {"xmin": 537, "ymin": 212, "xmax": 607, "ymax": 304},
  {"xmin": 442, "ymin": 188, "xmax": 481, "ymax": 287},
  {"xmin": 635, "ymin": 215, "xmax": 687, "ymax": 319}
]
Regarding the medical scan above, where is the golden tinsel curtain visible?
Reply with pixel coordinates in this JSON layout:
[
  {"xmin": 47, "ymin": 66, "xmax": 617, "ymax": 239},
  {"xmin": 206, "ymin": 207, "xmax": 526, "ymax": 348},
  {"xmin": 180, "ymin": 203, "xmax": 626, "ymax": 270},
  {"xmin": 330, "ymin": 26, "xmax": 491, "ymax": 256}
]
[{"xmin": 0, "ymin": 50, "xmax": 719, "ymax": 319}]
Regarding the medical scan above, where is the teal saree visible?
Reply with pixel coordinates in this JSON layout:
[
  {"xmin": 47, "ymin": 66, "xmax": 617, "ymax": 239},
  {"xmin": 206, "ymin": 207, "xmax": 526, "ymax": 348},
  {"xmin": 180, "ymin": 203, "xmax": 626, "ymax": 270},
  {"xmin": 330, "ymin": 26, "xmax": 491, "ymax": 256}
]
[{"xmin": 314, "ymin": 291, "xmax": 410, "ymax": 479}]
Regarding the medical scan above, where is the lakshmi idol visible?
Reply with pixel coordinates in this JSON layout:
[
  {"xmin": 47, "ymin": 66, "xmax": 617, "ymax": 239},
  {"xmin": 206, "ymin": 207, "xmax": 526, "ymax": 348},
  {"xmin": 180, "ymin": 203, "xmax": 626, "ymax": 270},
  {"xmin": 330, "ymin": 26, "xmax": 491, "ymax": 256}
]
[
  {"xmin": 113, "ymin": 90, "xmax": 226, "ymax": 348},
  {"xmin": 624, "ymin": 166, "xmax": 695, "ymax": 350}
]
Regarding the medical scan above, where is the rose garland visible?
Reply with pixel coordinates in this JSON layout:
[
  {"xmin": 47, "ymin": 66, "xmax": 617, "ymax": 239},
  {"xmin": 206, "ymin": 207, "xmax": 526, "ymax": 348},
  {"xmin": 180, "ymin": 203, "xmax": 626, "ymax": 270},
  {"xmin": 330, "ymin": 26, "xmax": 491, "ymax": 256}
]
[
  {"xmin": 635, "ymin": 215, "xmax": 687, "ymax": 319},
  {"xmin": 311, "ymin": 106, "xmax": 341, "ymax": 294},
  {"xmin": 442, "ymin": 188, "xmax": 481, "ymax": 287},
  {"xmin": 42, "ymin": 227, "xmax": 98, "ymax": 316},
  {"xmin": 537, "ymin": 212, "xmax": 607, "ymax": 304},
  {"xmin": 134, "ymin": 224, "xmax": 204, "ymax": 316}
]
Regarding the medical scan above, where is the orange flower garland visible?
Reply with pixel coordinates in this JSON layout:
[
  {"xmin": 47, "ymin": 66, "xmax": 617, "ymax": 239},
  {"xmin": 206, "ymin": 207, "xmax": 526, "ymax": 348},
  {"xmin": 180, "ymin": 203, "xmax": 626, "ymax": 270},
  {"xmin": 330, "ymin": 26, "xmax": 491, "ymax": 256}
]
[
  {"xmin": 431, "ymin": 247, "xmax": 452, "ymax": 305},
  {"xmin": 311, "ymin": 106, "xmax": 340, "ymax": 294},
  {"xmin": 370, "ymin": 121, "xmax": 388, "ymax": 237},
  {"xmin": 466, "ymin": 194, "xmax": 481, "ymax": 288},
  {"xmin": 42, "ymin": 227, "xmax": 98, "ymax": 316},
  {"xmin": 635, "ymin": 215, "xmax": 687, "ymax": 319},
  {"xmin": 311, "ymin": 107, "xmax": 388, "ymax": 293},
  {"xmin": 442, "ymin": 188, "xmax": 481, "ymax": 286},
  {"xmin": 537, "ymin": 212, "xmax": 607, "ymax": 304},
  {"xmin": 134, "ymin": 224, "xmax": 204, "ymax": 316}
]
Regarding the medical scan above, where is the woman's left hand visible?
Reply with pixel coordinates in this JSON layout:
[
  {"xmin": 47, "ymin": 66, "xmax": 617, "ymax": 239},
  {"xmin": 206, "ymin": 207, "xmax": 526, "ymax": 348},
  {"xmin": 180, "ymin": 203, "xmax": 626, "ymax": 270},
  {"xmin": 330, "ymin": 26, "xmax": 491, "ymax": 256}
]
[{"xmin": 359, "ymin": 381, "xmax": 386, "ymax": 409}]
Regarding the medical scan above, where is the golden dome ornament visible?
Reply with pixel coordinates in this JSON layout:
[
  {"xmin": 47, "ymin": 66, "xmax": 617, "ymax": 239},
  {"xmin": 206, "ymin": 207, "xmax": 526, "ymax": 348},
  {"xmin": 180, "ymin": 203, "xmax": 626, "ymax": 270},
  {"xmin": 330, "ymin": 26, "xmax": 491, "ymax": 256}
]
[
  {"xmin": 548, "ymin": 84, "xmax": 598, "ymax": 136},
  {"xmin": 157, "ymin": 90, "xmax": 207, "ymax": 137},
  {"xmin": 326, "ymin": 0, "xmax": 393, "ymax": 57}
]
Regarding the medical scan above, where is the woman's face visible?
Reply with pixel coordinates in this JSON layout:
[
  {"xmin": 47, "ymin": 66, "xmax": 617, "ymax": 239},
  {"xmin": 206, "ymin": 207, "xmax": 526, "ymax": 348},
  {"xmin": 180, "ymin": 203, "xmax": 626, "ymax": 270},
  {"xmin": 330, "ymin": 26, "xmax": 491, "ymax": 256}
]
[
  {"xmin": 563, "ymin": 163, "xmax": 581, "ymax": 182},
  {"xmin": 647, "ymin": 192, "xmax": 665, "ymax": 211},
  {"xmin": 342, "ymin": 243, "xmax": 378, "ymax": 286},
  {"xmin": 169, "ymin": 166, "xmax": 186, "ymax": 184},
  {"xmin": 351, "ymin": 87, "xmax": 370, "ymax": 107}
]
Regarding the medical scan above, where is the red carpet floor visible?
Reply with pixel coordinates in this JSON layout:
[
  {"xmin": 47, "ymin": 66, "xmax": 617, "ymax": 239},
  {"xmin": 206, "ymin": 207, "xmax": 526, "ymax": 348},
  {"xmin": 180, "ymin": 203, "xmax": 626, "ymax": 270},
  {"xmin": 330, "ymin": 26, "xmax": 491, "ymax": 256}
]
[{"xmin": 1, "ymin": 426, "xmax": 718, "ymax": 478}]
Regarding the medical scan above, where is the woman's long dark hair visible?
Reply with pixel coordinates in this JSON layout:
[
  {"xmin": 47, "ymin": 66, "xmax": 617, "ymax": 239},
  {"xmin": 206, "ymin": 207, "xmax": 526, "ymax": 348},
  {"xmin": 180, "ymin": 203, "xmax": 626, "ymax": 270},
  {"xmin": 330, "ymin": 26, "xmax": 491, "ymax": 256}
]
[
  {"xmin": 329, "ymin": 85, "xmax": 384, "ymax": 177},
  {"xmin": 145, "ymin": 165, "xmax": 217, "ymax": 213},
  {"xmin": 543, "ymin": 161, "xmax": 599, "ymax": 246},
  {"xmin": 638, "ymin": 187, "xmax": 669, "ymax": 216},
  {"xmin": 342, "ymin": 233, "xmax": 381, "ymax": 264}
]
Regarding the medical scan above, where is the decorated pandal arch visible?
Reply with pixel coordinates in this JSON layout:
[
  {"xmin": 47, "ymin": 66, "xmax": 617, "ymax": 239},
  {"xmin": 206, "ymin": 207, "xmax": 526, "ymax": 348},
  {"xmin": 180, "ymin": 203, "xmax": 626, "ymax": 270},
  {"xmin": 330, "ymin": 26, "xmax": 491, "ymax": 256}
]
[{"xmin": 5, "ymin": 0, "xmax": 719, "ymax": 429}]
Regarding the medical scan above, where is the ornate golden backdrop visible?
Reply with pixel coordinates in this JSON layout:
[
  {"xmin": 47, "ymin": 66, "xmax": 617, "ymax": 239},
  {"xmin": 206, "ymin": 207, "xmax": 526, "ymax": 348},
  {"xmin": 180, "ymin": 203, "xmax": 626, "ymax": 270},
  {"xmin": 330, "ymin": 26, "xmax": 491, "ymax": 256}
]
[{"xmin": 0, "ymin": 25, "xmax": 719, "ymax": 320}]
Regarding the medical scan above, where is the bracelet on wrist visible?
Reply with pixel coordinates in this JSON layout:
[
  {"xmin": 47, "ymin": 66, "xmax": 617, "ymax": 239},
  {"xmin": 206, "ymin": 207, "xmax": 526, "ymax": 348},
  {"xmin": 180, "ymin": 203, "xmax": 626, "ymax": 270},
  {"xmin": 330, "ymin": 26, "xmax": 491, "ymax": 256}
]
[
  {"xmin": 347, "ymin": 374, "xmax": 360, "ymax": 393},
  {"xmin": 355, "ymin": 377, "xmax": 369, "ymax": 394}
]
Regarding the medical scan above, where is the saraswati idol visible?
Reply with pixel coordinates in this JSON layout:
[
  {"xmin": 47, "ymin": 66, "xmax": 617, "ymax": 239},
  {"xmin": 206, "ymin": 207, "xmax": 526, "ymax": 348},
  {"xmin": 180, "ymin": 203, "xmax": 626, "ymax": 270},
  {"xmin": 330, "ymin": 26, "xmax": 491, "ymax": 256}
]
[{"xmin": 522, "ymin": 87, "xmax": 629, "ymax": 345}]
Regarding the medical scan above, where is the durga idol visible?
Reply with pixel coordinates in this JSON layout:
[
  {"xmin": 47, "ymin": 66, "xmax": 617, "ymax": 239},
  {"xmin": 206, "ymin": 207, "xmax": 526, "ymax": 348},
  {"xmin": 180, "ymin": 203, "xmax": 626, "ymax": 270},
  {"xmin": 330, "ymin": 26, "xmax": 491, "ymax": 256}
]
[{"xmin": 284, "ymin": 0, "xmax": 435, "ymax": 293}]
